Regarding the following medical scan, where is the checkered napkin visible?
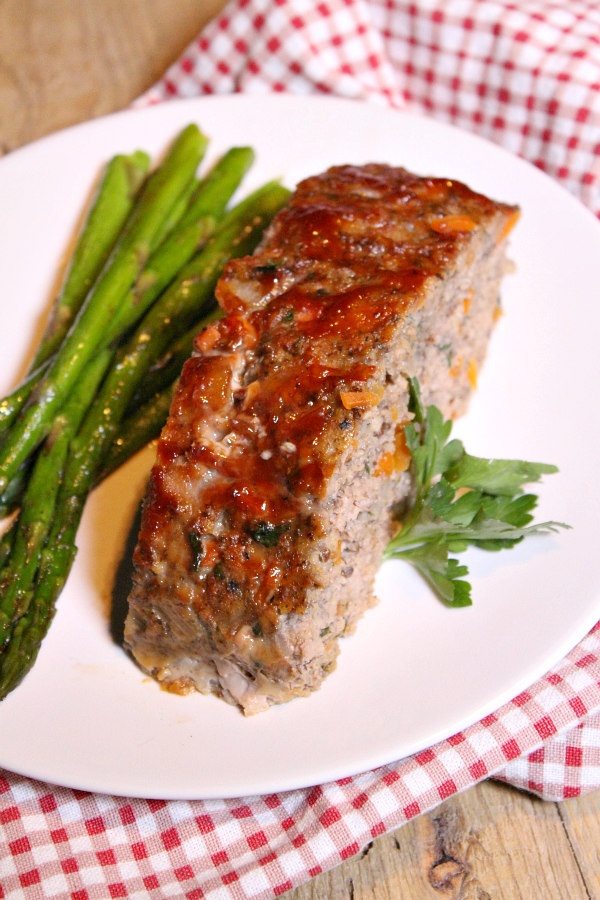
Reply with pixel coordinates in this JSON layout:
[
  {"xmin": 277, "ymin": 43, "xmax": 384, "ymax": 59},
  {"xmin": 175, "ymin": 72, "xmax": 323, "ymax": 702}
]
[
  {"xmin": 1, "ymin": 628, "xmax": 599, "ymax": 898},
  {"xmin": 141, "ymin": 0, "xmax": 600, "ymax": 216},
  {"xmin": 2, "ymin": 1, "xmax": 600, "ymax": 897}
]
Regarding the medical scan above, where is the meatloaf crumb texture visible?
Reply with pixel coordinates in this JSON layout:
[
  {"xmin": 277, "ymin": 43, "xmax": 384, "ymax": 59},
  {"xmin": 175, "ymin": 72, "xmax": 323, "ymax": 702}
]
[{"xmin": 125, "ymin": 164, "xmax": 518, "ymax": 714}]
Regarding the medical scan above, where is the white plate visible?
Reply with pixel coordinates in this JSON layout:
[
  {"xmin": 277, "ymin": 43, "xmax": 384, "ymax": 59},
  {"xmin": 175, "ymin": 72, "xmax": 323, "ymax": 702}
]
[{"xmin": 0, "ymin": 96, "xmax": 598, "ymax": 800}]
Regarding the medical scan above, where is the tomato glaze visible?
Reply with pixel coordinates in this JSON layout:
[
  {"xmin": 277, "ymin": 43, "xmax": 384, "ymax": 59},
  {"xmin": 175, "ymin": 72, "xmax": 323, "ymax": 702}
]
[{"xmin": 136, "ymin": 164, "xmax": 511, "ymax": 632}]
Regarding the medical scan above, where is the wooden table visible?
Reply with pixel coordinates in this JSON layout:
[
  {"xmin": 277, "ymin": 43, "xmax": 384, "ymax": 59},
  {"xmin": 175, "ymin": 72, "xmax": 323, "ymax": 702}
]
[{"xmin": 1, "ymin": 2, "xmax": 598, "ymax": 897}]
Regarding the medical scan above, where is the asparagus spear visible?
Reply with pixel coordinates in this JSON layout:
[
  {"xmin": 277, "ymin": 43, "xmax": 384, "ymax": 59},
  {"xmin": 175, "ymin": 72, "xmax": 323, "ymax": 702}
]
[
  {"xmin": 0, "ymin": 143, "xmax": 249, "ymax": 441},
  {"xmin": 0, "ymin": 465, "xmax": 29, "ymax": 519},
  {"xmin": 132, "ymin": 306, "xmax": 223, "ymax": 406},
  {"xmin": 150, "ymin": 176, "xmax": 199, "ymax": 248},
  {"xmin": 106, "ymin": 214, "xmax": 217, "ymax": 343},
  {"xmin": 101, "ymin": 309, "xmax": 225, "ymax": 477},
  {"xmin": 109, "ymin": 147, "xmax": 254, "ymax": 339},
  {"xmin": 100, "ymin": 385, "xmax": 174, "ymax": 478},
  {"xmin": 0, "ymin": 366, "xmax": 45, "ymax": 436},
  {"xmin": 0, "ymin": 595, "xmax": 38, "ymax": 698},
  {"xmin": 0, "ymin": 351, "xmax": 112, "ymax": 648},
  {"xmin": 0, "ymin": 215, "xmax": 213, "ymax": 437},
  {"xmin": 0, "ymin": 124, "xmax": 206, "ymax": 492},
  {"xmin": 30, "ymin": 152, "xmax": 150, "ymax": 371},
  {"xmin": 0, "ymin": 524, "xmax": 15, "ymax": 570},
  {"xmin": 0, "ymin": 219, "xmax": 211, "ymax": 444},
  {"xmin": 177, "ymin": 147, "xmax": 255, "ymax": 227}
]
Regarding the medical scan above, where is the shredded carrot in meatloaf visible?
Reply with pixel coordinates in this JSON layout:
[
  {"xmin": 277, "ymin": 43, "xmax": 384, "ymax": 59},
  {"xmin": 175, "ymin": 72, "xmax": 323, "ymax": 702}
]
[
  {"xmin": 429, "ymin": 214, "xmax": 477, "ymax": 234},
  {"xmin": 467, "ymin": 358, "xmax": 478, "ymax": 389},
  {"xmin": 340, "ymin": 386, "xmax": 384, "ymax": 410},
  {"xmin": 449, "ymin": 354, "xmax": 464, "ymax": 379},
  {"xmin": 375, "ymin": 425, "xmax": 411, "ymax": 477},
  {"xmin": 497, "ymin": 208, "xmax": 521, "ymax": 242}
]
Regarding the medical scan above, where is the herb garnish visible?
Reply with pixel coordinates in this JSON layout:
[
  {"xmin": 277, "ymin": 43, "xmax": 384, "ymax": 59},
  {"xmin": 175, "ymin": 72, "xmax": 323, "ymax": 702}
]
[
  {"xmin": 437, "ymin": 341, "xmax": 454, "ymax": 366},
  {"xmin": 187, "ymin": 531, "xmax": 203, "ymax": 572},
  {"xmin": 253, "ymin": 261, "xmax": 279, "ymax": 275},
  {"xmin": 385, "ymin": 378, "xmax": 568, "ymax": 607},
  {"xmin": 247, "ymin": 521, "xmax": 289, "ymax": 547}
]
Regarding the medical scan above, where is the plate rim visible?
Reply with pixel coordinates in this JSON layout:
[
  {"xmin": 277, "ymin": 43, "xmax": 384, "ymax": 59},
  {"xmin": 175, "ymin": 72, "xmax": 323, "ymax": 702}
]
[{"xmin": 0, "ymin": 93, "xmax": 599, "ymax": 799}]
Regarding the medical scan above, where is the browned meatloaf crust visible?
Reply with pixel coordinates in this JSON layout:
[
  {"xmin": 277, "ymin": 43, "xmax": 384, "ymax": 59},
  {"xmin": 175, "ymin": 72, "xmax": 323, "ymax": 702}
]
[{"xmin": 125, "ymin": 164, "xmax": 519, "ymax": 714}]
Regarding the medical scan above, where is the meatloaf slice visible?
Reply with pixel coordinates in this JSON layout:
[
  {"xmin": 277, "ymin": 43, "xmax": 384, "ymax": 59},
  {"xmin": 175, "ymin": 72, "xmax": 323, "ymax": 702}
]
[{"xmin": 125, "ymin": 164, "xmax": 518, "ymax": 714}]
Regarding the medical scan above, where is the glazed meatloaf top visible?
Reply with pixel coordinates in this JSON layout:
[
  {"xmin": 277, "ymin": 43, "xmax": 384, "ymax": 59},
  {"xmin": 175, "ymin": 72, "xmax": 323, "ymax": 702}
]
[{"xmin": 134, "ymin": 164, "xmax": 518, "ymax": 640}]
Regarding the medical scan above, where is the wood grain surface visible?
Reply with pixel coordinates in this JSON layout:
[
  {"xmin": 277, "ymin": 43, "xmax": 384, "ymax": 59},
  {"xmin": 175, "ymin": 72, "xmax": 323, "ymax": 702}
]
[{"xmin": 0, "ymin": 2, "xmax": 598, "ymax": 898}]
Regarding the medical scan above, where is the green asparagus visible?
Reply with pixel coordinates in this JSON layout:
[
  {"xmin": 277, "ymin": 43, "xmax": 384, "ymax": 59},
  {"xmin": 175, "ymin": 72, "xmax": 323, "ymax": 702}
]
[
  {"xmin": 0, "ymin": 366, "xmax": 45, "ymax": 436},
  {"xmin": 101, "ymin": 385, "xmax": 174, "ymax": 479},
  {"xmin": 107, "ymin": 214, "xmax": 217, "ymax": 343},
  {"xmin": 0, "ymin": 124, "xmax": 206, "ymax": 492},
  {"xmin": 0, "ymin": 141, "xmax": 250, "ymax": 445},
  {"xmin": 0, "ymin": 351, "xmax": 112, "ymax": 648},
  {"xmin": 132, "ymin": 306, "xmax": 223, "ymax": 406},
  {"xmin": 30, "ymin": 151, "xmax": 150, "ymax": 370},
  {"xmin": 103, "ymin": 148, "xmax": 254, "ymax": 342},
  {"xmin": 0, "ymin": 525, "xmax": 15, "ymax": 571},
  {"xmin": 151, "ymin": 175, "xmax": 199, "ymax": 248},
  {"xmin": 0, "ymin": 466, "xmax": 29, "ymax": 519},
  {"xmin": 178, "ymin": 147, "xmax": 255, "ymax": 227}
]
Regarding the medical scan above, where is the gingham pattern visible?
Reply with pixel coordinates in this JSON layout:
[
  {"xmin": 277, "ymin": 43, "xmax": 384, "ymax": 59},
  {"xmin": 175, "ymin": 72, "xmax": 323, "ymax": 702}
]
[
  {"xmin": 496, "ymin": 719, "xmax": 600, "ymax": 801},
  {"xmin": 1, "ymin": 625, "xmax": 599, "ymax": 898},
  {"xmin": 3, "ymin": 2, "xmax": 600, "ymax": 896},
  {"xmin": 139, "ymin": 0, "xmax": 600, "ymax": 216}
]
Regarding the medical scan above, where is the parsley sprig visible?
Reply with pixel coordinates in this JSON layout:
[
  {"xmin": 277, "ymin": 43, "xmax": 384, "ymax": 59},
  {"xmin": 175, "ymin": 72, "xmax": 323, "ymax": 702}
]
[{"xmin": 384, "ymin": 378, "xmax": 568, "ymax": 607}]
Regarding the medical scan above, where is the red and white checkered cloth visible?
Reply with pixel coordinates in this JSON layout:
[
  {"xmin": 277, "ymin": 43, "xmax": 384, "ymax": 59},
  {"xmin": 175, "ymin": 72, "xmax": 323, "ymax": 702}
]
[
  {"xmin": 2, "ymin": 1, "xmax": 600, "ymax": 897},
  {"xmin": 1, "ymin": 627, "xmax": 599, "ymax": 898},
  {"xmin": 141, "ymin": 0, "xmax": 600, "ymax": 216}
]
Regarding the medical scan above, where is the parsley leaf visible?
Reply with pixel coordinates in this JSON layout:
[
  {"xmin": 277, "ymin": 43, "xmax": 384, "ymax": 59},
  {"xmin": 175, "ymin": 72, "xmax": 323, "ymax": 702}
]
[
  {"xmin": 398, "ymin": 539, "xmax": 472, "ymax": 607},
  {"xmin": 385, "ymin": 378, "xmax": 568, "ymax": 606},
  {"xmin": 247, "ymin": 521, "xmax": 289, "ymax": 547},
  {"xmin": 446, "ymin": 454, "xmax": 558, "ymax": 496}
]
